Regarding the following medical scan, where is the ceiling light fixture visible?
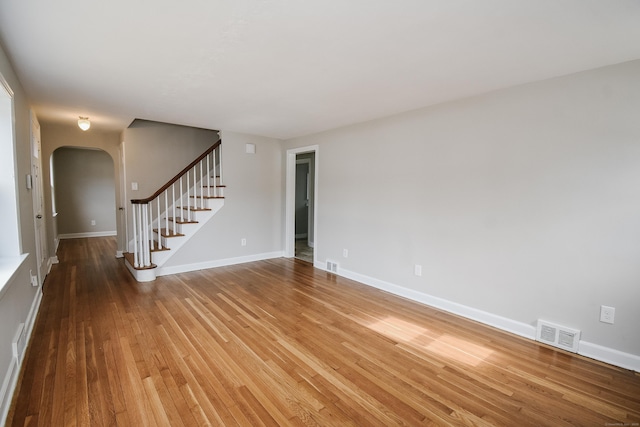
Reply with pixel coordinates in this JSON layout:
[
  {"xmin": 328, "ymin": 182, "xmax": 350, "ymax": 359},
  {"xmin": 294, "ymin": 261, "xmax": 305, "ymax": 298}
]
[{"xmin": 78, "ymin": 116, "xmax": 90, "ymax": 131}]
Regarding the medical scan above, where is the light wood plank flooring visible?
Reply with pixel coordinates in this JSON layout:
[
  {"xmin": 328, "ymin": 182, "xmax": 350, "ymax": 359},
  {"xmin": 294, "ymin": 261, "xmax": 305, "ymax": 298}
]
[{"xmin": 7, "ymin": 237, "xmax": 640, "ymax": 426}]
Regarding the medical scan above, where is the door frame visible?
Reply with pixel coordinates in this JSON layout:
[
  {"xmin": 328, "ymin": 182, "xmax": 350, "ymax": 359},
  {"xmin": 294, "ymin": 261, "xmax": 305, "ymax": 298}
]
[
  {"xmin": 30, "ymin": 111, "xmax": 47, "ymax": 285},
  {"xmin": 285, "ymin": 145, "xmax": 318, "ymax": 262}
]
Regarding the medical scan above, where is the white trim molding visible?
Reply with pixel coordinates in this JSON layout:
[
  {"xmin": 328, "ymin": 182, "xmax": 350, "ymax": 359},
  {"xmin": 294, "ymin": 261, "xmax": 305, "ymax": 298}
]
[
  {"xmin": 0, "ymin": 286, "xmax": 43, "ymax": 423},
  {"xmin": 156, "ymin": 251, "xmax": 284, "ymax": 277},
  {"xmin": 58, "ymin": 231, "xmax": 117, "ymax": 239},
  {"xmin": 579, "ymin": 341, "xmax": 640, "ymax": 372}
]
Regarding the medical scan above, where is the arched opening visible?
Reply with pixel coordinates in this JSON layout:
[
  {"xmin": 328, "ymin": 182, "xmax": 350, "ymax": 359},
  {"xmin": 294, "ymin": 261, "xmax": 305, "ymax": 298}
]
[{"xmin": 50, "ymin": 146, "xmax": 116, "ymax": 240}]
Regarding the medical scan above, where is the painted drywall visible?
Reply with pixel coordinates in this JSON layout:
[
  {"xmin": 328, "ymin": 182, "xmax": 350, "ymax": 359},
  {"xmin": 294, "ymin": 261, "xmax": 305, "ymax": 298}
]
[
  {"xmin": 282, "ymin": 60, "xmax": 640, "ymax": 361},
  {"xmin": 52, "ymin": 147, "xmax": 116, "ymax": 236},
  {"xmin": 121, "ymin": 119, "xmax": 218, "ymax": 250},
  {"xmin": 162, "ymin": 131, "xmax": 283, "ymax": 267},
  {"xmin": 122, "ymin": 119, "xmax": 217, "ymax": 197},
  {"xmin": 40, "ymin": 123, "xmax": 123, "ymax": 256},
  {"xmin": 0, "ymin": 44, "xmax": 42, "ymax": 422}
]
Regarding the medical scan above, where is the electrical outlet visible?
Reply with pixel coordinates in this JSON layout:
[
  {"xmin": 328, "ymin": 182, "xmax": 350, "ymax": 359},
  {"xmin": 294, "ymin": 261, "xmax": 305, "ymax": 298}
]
[
  {"xmin": 343, "ymin": 249, "xmax": 348, "ymax": 258},
  {"xmin": 600, "ymin": 305, "xmax": 615, "ymax": 324},
  {"xmin": 241, "ymin": 238, "xmax": 247, "ymax": 246},
  {"xmin": 91, "ymin": 220, "xmax": 96, "ymax": 226},
  {"xmin": 414, "ymin": 264, "xmax": 422, "ymax": 276}
]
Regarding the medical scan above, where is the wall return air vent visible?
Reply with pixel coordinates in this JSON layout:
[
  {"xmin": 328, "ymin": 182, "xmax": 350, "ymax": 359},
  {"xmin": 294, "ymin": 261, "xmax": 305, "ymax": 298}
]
[
  {"xmin": 326, "ymin": 260, "xmax": 338, "ymax": 273},
  {"xmin": 535, "ymin": 319, "xmax": 581, "ymax": 353}
]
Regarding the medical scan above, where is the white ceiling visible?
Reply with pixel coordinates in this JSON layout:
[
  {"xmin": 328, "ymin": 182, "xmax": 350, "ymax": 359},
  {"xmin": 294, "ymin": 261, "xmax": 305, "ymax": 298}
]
[{"xmin": 1, "ymin": 0, "xmax": 639, "ymax": 139}]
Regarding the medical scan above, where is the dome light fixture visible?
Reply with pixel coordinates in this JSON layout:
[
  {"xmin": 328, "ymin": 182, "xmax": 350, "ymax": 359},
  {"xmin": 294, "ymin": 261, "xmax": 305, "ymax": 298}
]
[{"xmin": 77, "ymin": 116, "xmax": 90, "ymax": 131}]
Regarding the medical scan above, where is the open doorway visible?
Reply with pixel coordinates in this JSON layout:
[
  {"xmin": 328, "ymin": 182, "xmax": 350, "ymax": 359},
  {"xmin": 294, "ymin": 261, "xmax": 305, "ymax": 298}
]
[
  {"xmin": 285, "ymin": 145, "xmax": 318, "ymax": 264},
  {"xmin": 50, "ymin": 147, "xmax": 117, "ymax": 240},
  {"xmin": 295, "ymin": 153, "xmax": 315, "ymax": 263}
]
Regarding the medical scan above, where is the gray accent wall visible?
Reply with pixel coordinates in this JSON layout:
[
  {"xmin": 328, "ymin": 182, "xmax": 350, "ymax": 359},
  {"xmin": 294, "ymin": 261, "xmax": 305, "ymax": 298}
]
[
  {"xmin": 282, "ymin": 60, "xmax": 640, "ymax": 359},
  {"xmin": 52, "ymin": 147, "xmax": 116, "ymax": 236}
]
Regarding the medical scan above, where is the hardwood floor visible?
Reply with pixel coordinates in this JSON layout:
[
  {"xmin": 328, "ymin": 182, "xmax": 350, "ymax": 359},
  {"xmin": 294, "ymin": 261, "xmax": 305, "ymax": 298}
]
[{"xmin": 7, "ymin": 237, "xmax": 640, "ymax": 426}]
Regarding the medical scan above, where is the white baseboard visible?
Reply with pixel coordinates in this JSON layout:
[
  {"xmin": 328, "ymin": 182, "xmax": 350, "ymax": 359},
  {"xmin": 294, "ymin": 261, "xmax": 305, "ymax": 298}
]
[
  {"xmin": 0, "ymin": 288, "xmax": 43, "ymax": 424},
  {"xmin": 316, "ymin": 262, "xmax": 639, "ymax": 372},
  {"xmin": 0, "ymin": 357, "xmax": 18, "ymax": 426},
  {"xmin": 156, "ymin": 251, "xmax": 284, "ymax": 277},
  {"xmin": 23, "ymin": 289, "xmax": 43, "ymax": 361},
  {"xmin": 579, "ymin": 341, "xmax": 640, "ymax": 372},
  {"xmin": 59, "ymin": 231, "xmax": 117, "ymax": 239}
]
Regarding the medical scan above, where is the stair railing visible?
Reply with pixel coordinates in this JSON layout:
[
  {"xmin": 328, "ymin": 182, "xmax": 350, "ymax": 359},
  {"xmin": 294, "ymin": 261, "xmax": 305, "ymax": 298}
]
[{"xmin": 130, "ymin": 140, "xmax": 223, "ymax": 268}]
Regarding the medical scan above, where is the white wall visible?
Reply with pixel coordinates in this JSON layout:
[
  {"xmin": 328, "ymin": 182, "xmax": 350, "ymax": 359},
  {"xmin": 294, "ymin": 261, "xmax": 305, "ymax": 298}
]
[
  {"xmin": 163, "ymin": 131, "xmax": 283, "ymax": 267},
  {"xmin": 282, "ymin": 60, "xmax": 640, "ymax": 367},
  {"xmin": 0, "ymin": 44, "xmax": 42, "ymax": 421}
]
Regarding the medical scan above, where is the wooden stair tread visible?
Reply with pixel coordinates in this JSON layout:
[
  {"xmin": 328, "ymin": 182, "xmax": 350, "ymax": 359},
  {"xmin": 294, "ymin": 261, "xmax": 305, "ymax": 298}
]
[
  {"xmin": 181, "ymin": 207, "xmax": 212, "ymax": 212},
  {"xmin": 123, "ymin": 252, "xmax": 157, "ymax": 270},
  {"xmin": 167, "ymin": 217, "xmax": 198, "ymax": 224},
  {"xmin": 189, "ymin": 195, "xmax": 225, "ymax": 199},
  {"xmin": 150, "ymin": 241, "xmax": 171, "ymax": 252},
  {"xmin": 153, "ymin": 228, "xmax": 185, "ymax": 238}
]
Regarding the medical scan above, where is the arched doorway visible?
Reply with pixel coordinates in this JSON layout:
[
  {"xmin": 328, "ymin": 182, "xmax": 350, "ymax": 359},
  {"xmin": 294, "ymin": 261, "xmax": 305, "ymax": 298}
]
[{"xmin": 50, "ymin": 146, "xmax": 117, "ymax": 241}]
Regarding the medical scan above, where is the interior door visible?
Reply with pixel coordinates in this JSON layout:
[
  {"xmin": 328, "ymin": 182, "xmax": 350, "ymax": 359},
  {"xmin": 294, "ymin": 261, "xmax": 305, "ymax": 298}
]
[{"xmin": 31, "ymin": 112, "xmax": 47, "ymax": 285}]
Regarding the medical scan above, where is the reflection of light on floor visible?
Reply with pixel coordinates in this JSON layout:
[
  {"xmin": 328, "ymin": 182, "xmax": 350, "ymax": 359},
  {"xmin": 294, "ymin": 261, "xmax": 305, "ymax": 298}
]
[
  {"xmin": 368, "ymin": 316, "xmax": 429, "ymax": 341},
  {"xmin": 426, "ymin": 334, "xmax": 494, "ymax": 367},
  {"xmin": 368, "ymin": 317, "xmax": 493, "ymax": 367}
]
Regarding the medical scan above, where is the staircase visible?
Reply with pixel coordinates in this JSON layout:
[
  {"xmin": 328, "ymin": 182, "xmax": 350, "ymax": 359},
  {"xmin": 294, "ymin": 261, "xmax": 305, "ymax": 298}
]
[{"xmin": 124, "ymin": 141, "xmax": 224, "ymax": 282}]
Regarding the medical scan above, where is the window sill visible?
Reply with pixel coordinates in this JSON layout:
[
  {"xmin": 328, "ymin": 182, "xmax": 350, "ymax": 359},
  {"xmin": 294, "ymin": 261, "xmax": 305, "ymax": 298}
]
[{"xmin": 0, "ymin": 254, "xmax": 29, "ymax": 302}]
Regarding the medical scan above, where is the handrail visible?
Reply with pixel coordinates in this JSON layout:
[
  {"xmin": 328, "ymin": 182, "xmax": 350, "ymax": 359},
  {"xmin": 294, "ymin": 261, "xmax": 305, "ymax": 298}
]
[{"xmin": 131, "ymin": 140, "xmax": 221, "ymax": 204}]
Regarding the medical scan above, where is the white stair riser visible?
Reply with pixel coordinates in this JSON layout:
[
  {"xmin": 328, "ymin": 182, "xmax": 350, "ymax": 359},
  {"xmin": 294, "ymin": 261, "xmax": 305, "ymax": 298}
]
[{"xmin": 151, "ymin": 198, "xmax": 224, "ymax": 266}]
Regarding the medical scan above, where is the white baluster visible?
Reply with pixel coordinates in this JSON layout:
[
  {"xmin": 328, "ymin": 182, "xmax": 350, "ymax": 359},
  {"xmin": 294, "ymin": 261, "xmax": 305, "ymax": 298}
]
[
  {"xmin": 132, "ymin": 204, "xmax": 139, "ymax": 268},
  {"xmin": 213, "ymin": 150, "xmax": 217, "ymax": 198},
  {"xmin": 143, "ymin": 204, "xmax": 150, "ymax": 266},
  {"xmin": 157, "ymin": 197, "xmax": 162, "ymax": 250},
  {"xmin": 149, "ymin": 203, "xmax": 153, "ymax": 264},
  {"xmin": 207, "ymin": 153, "xmax": 211, "ymax": 197},
  {"xmin": 179, "ymin": 176, "xmax": 184, "ymax": 222},
  {"xmin": 172, "ymin": 184, "xmax": 176, "ymax": 230},
  {"xmin": 200, "ymin": 159, "xmax": 204, "ymax": 209},
  {"xmin": 186, "ymin": 169, "xmax": 191, "ymax": 221},
  {"xmin": 138, "ymin": 205, "xmax": 147, "ymax": 267},
  {"xmin": 193, "ymin": 167, "xmax": 197, "ymax": 211},
  {"xmin": 218, "ymin": 144, "xmax": 223, "ymax": 186},
  {"xmin": 164, "ymin": 189, "xmax": 169, "ymax": 237}
]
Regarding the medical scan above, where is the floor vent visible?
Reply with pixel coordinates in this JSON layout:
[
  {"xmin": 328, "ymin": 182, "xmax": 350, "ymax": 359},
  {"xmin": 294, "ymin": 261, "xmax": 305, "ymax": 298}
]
[
  {"xmin": 535, "ymin": 320, "xmax": 580, "ymax": 353},
  {"xmin": 326, "ymin": 260, "xmax": 338, "ymax": 273},
  {"xmin": 12, "ymin": 323, "xmax": 26, "ymax": 364}
]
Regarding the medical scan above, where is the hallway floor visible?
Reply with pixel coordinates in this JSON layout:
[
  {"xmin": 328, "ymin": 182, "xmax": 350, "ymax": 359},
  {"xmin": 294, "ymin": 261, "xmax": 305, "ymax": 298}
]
[{"xmin": 295, "ymin": 239, "xmax": 313, "ymax": 263}]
